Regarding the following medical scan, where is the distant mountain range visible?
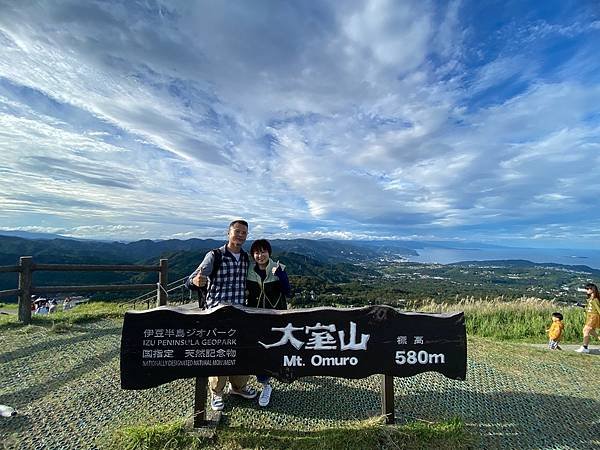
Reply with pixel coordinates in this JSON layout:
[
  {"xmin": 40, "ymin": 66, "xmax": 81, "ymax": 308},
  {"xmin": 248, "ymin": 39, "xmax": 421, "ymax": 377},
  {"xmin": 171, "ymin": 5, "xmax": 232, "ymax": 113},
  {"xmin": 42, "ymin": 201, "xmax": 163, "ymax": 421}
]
[
  {"xmin": 0, "ymin": 230, "xmax": 77, "ymax": 240},
  {"xmin": 0, "ymin": 235, "xmax": 394, "ymax": 298},
  {"xmin": 1, "ymin": 233, "xmax": 598, "ymax": 302},
  {"xmin": 0, "ymin": 234, "xmax": 416, "ymax": 265},
  {"xmin": 0, "ymin": 229, "xmax": 535, "ymax": 256}
]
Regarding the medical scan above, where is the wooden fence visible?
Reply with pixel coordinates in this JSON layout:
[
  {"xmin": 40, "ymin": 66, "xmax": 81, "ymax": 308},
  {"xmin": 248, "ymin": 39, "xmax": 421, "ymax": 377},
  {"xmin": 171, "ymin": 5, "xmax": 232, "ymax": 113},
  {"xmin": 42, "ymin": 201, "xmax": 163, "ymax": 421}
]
[{"xmin": 0, "ymin": 256, "xmax": 168, "ymax": 324}]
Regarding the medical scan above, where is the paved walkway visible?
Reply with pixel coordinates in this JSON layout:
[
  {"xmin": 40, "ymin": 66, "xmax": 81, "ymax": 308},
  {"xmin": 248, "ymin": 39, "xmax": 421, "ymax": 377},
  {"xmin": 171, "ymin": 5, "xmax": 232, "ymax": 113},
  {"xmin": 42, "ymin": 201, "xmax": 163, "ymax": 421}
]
[
  {"xmin": 530, "ymin": 343, "xmax": 600, "ymax": 355},
  {"xmin": 1, "ymin": 319, "xmax": 599, "ymax": 449}
]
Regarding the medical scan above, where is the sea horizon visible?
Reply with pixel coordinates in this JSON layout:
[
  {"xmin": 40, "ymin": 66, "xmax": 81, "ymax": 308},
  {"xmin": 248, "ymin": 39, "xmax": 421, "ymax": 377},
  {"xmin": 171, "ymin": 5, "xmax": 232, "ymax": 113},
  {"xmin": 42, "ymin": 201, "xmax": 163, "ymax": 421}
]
[{"xmin": 408, "ymin": 246, "xmax": 600, "ymax": 271}]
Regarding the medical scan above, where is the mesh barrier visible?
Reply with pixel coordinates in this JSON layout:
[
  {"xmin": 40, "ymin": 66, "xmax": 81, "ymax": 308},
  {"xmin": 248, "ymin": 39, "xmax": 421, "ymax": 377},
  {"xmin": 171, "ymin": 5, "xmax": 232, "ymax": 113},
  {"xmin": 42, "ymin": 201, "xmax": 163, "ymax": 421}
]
[{"xmin": 1, "ymin": 319, "xmax": 599, "ymax": 449}]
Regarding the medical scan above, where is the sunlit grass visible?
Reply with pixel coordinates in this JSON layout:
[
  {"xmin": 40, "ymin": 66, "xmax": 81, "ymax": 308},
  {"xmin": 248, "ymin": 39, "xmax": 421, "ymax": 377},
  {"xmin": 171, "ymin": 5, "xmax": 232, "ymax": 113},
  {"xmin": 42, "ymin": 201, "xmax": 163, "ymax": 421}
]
[
  {"xmin": 2, "ymin": 296, "xmax": 587, "ymax": 343},
  {"xmin": 105, "ymin": 416, "xmax": 472, "ymax": 450},
  {"xmin": 415, "ymin": 296, "xmax": 586, "ymax": 343},
  {"xmin": 0, "ymin": 301, "xmax": 18, "ymax": 310},
  {"xmin": 0, "ymin": 300, "xmax": 143, "ymax": 330},
  {"xmin": 106, "ymin": 421, "xmax": 198, "ymax": 450}
]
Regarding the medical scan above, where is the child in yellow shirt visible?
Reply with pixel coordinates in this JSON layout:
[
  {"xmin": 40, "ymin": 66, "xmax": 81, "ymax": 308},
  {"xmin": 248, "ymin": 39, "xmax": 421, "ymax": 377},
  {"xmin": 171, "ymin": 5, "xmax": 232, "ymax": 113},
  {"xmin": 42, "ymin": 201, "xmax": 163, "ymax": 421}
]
[{"xmin": 547, "ymin": 312, "xmax": 564, "ymax": 350}]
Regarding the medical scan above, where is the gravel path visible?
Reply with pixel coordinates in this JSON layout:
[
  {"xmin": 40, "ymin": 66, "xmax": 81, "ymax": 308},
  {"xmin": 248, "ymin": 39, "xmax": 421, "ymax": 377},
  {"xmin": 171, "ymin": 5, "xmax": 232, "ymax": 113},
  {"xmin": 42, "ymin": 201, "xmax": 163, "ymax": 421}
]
[{"xmin": 1, "ymin": 319, "xmax": 599, "ymax": 449}]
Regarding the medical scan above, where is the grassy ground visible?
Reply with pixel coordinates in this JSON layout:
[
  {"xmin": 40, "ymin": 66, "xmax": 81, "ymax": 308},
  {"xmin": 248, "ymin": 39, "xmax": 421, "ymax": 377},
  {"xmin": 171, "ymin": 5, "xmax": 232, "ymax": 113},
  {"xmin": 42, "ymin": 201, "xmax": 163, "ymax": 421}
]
[
  {"xmin": 106, "ymin": 416, "xmax": 470, "ymax": 450},
  {"xmin": 417, "ymin": 296, "xmax": 588, "ymax": 343},
  {"xmin": 0, "ymin": 301, "xmax": 135, "ymax": 328},
  {"xmin": 1, "ymin": 300, "xmax": 599, "ymax": 450}
]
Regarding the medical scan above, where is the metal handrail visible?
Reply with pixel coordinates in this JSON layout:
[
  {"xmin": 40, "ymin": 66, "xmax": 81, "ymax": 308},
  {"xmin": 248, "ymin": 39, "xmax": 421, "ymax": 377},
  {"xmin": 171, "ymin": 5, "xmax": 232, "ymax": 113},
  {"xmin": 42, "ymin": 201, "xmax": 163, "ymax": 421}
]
[{"xmin": 120, "ymin": 276, "xmax": 191, "ymax": 308}]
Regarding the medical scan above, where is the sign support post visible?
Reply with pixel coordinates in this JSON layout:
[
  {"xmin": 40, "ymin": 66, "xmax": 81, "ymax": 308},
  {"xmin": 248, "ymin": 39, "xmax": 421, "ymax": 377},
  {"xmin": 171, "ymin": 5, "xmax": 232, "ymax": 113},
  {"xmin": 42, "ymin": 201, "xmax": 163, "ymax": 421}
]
[
  {"xmin": 381, "ymin": 375, "xmax": 395, "ymax": 424},
  {"xmin": 193, "ymin": 377, "xmax": 208, "ymax": 427}
]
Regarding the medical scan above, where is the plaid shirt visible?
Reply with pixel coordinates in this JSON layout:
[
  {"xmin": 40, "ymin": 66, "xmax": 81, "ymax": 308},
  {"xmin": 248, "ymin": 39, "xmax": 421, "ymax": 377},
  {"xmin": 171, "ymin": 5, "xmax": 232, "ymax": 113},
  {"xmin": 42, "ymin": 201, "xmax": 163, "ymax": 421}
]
[{"xmin": 205, "ymin": 246, "xmax": 249, "ymax": 308}]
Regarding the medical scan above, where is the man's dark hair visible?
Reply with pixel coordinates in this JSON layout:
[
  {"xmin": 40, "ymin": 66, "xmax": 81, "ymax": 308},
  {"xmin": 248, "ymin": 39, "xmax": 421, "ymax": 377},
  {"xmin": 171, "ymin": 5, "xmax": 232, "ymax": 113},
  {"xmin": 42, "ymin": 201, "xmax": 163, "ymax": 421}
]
[
  {"xmin": 229, "ymin": 219, "xmax": 248, "ymax": 229},
  {"xmin": 250, "ymin": 239, "xmax": 272, "ymax": 255},
  {"xmin": 552, "ymin": 312, "xmax": 563, "ymax": 321}
]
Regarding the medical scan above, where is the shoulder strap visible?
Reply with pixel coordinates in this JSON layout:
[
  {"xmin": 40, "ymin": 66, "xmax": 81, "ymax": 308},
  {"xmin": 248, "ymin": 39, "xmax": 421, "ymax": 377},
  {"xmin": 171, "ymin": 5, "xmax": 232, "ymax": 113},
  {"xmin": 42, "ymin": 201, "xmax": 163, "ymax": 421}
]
[{"xmin": 209, "ymin": 248, "xmax": 223, "ymax": 280}]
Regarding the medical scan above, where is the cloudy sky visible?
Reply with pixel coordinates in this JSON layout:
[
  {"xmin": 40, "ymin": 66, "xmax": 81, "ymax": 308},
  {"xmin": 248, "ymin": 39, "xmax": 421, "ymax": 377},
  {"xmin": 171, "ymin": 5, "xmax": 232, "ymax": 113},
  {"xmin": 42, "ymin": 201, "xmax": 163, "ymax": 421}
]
[{"xmin": 0, "ymin": 0, "xmax": 599, "ymax": 246}]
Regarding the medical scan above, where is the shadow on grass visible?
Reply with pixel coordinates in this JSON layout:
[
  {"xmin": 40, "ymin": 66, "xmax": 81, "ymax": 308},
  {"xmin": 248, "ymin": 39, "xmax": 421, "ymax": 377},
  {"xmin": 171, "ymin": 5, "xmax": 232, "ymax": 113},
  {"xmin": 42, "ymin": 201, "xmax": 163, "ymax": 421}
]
[
  {"xmin": 0, "ymin": 413, "xmax": 31, "ymax": 450},
  {"xmin": 219, "ymin": 374, "xmax": 599, "ymax": 449},
  {"xmin": 0, "ymin": 324, "xmax": 121, "ymax": 362},
  {"xmin": 394, "ymin": 387, "xmax": 600, "ymax": 450},
  {"xmin": 0, "ymin": 412, "xmax": 31, "ymax": 430},
  {"xmin": 225, "ymin": 375, "xmax": 381, "ymax": 422},
  {"xmin": 0, "ymin": 347, "xmax": 120, "ymax": 409}
]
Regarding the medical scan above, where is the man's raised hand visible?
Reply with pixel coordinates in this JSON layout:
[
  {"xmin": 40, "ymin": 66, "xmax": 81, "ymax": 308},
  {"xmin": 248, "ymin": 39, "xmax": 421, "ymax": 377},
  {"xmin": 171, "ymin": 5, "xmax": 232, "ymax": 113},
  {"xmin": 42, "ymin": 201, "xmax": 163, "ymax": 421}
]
[{"xmin": 193, "ymin": 273, "xmax": 207, "ymax": 287}]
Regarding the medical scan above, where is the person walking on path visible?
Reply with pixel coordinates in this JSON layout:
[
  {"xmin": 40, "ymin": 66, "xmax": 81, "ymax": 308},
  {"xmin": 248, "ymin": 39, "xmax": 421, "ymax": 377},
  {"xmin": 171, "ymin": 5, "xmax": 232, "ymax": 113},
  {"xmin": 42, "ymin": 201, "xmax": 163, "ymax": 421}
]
[
  {"xmin": 246, "ymin": 239, "xmax": 291, "ymax": 407},
  {"xmin": 547, "ymin": 312, "xmax": 564, "ymax": 350},
  {"xmin": 186, "ymin": 219, "xmax": 257, "ymax": 410},
  {"xmin": 575, "ymin": 283, "xmax": 600, "ymax": 354}
]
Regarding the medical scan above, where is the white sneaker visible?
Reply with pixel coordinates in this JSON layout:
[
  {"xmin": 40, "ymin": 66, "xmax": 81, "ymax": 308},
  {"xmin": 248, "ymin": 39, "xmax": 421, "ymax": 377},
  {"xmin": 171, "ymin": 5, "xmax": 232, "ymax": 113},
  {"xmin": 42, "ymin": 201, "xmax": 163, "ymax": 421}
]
[
  {"xmin": 258, "ymin": 384, "xmax": 272, "ymax": 407},
  {"xmin": 575, "ymin": 346, "xmax": 590, "ymax": 354},
  {"xmin": 211, "ymin": 393, "xmax": 224, "ymax": 411}
]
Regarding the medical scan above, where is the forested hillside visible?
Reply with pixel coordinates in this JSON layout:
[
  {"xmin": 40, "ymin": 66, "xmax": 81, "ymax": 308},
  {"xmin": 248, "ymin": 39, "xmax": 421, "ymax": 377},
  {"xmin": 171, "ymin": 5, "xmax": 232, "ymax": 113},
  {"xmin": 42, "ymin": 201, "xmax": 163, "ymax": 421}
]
[
  {"xmin": 0, "ymin": 236, "xmax": 597, "ymax": 305},
  {"xmin": 0, "ymin": 236, "xmax": 383, "ymax": 300}
]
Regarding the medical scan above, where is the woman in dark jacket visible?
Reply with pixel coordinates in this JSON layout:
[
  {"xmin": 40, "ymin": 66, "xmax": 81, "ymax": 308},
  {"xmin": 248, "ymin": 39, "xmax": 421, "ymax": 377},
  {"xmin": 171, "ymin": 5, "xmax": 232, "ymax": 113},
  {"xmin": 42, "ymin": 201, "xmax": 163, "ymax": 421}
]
[{"xmin": 246, "ymin": 239, "xmax": 291, "ymax": 406}]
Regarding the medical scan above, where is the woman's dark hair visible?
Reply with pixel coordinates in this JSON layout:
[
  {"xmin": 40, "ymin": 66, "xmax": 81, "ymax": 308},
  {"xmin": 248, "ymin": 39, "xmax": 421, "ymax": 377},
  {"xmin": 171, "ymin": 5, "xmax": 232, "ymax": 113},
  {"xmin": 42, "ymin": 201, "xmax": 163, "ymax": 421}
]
[
  {"xmin": 552, "ymin": 312, "xmax": 563, "ymax": 321},
  {"xmin": 585, "ymin": 283, "xmax": 599, "ymax": 299},
  {"xmin": 250, "ymin": 239, "xmax": 272, "ymax": 256}
]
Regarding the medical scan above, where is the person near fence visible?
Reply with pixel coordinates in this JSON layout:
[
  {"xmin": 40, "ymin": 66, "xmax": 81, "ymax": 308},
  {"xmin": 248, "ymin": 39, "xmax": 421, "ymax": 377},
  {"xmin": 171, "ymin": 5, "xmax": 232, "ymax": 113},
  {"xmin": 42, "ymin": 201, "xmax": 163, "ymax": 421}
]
[
  {"xmin": 246, "ymin": 238, "xmax": 291, "ymax": 407},
  {"xmin": 63, "ymin": 297, "xmax": 73, "ymax": 311},
  {"xmin": 186, "ymin": 219, "xmax": 257, "ymax": 410},
  {"xmin": 576, "ymin": 282, "xmax": 600, "ymax": 353},
  {"xmin": 33, "ymin": 298, "xmax": 49, "ymax": 315},
  {"xmin": 546, "ymin": 311, "xmax": 564, "ymax": 350}
]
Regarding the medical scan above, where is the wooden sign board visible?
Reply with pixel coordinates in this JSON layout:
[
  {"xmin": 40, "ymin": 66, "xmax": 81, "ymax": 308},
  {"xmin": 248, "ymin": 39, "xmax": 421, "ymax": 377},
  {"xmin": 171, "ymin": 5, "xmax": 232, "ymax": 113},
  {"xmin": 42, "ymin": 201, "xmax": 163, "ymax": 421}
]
[{"xmin": 120, "ymin": 304, "xmax": 466, "ymax": 390}]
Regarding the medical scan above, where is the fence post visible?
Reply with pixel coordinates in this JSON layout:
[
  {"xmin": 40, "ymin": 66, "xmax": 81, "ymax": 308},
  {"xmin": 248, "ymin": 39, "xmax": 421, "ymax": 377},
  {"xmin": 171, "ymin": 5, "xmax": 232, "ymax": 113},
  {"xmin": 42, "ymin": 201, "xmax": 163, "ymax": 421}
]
[
  {"xmin": 157, "ymin": 258, "xmax": 168, "ymax": 307},
  {"xmin": 18, "ymin": 256, "xmax": 33, "ymax": 324},
  {"xmin": 381, "ymin": 375, "xmax": 395, "ymax": 424}
]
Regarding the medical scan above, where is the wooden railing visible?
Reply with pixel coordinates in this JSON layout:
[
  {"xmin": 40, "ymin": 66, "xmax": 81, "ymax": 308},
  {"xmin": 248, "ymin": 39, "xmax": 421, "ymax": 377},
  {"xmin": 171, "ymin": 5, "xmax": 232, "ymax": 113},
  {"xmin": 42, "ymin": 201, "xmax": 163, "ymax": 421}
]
[{"xmin": 0, "ymin": 256, "xmax": 168, "ymax": 324}]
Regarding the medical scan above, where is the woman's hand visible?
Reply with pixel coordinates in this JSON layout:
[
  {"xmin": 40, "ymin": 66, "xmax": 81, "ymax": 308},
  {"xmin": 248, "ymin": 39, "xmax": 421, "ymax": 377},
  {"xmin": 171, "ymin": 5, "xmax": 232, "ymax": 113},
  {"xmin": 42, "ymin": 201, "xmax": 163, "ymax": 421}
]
[{"xmin": 272, "ymin": 261, "xmax": 281, "ymax": 275}]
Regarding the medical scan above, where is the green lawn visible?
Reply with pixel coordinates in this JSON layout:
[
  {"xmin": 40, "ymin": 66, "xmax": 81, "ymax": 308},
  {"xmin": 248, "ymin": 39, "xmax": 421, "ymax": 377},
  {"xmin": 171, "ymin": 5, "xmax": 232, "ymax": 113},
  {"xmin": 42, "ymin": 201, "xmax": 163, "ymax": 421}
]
[{"xmin": 1, "ymin": 300, "xmax": 598, "ymax": 450}]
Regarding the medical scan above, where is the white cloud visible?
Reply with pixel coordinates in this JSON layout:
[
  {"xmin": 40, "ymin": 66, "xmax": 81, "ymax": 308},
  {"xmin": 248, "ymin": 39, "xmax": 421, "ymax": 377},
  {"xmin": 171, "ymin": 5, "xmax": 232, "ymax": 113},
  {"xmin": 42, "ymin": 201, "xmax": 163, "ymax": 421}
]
[{"xmin": 0, "ymin": 0, "xmax": 598, "ymax": 245}]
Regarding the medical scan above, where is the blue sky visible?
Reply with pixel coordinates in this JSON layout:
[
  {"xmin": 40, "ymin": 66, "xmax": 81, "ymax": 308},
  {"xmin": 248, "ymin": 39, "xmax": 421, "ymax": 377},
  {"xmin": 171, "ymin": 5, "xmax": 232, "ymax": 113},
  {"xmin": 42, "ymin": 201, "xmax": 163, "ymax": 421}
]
[{"xmin": 0, "ymin": 0, "xmax": 599, "ymax": 246}]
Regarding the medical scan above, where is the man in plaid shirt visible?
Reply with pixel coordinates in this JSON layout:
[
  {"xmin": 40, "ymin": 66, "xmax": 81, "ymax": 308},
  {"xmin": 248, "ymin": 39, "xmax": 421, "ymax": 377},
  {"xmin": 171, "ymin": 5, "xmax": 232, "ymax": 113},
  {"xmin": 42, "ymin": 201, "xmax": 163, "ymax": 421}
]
[{"xmin": 188, "ymin": 219, "xmax": 257, "ymax": 411}]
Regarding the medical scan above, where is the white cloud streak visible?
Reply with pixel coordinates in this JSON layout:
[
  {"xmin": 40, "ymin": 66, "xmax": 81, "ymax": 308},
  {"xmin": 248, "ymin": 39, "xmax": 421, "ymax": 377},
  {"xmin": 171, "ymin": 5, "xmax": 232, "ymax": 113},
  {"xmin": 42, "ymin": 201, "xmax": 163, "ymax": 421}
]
[{"xmin": 0, "ymin": 0, "xmax": 598, "ymax": 245}]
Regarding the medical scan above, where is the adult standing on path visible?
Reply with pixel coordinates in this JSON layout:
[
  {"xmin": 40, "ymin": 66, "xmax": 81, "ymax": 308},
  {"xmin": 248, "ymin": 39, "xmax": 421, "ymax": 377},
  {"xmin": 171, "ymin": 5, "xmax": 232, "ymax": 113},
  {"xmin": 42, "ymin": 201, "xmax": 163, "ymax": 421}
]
[
  {"xmin": 246, "ymin": 238, "xmax": 291, "ymax": 407},
  {"xmin": 186, "ymin": 219, "xmax": 257, "ymax": 410},
  {"xmin": 575, "ymin": 282, "xmax": 600, "ymax": 353}
]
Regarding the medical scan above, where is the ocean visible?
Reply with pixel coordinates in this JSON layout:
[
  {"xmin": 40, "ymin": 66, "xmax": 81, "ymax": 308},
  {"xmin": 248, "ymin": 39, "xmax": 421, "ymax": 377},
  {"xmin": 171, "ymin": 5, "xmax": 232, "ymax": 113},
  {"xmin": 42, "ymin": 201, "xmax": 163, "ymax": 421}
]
[{"xmin": 408, "ymin": 246, "xmax": 600, "ymax": 270}]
